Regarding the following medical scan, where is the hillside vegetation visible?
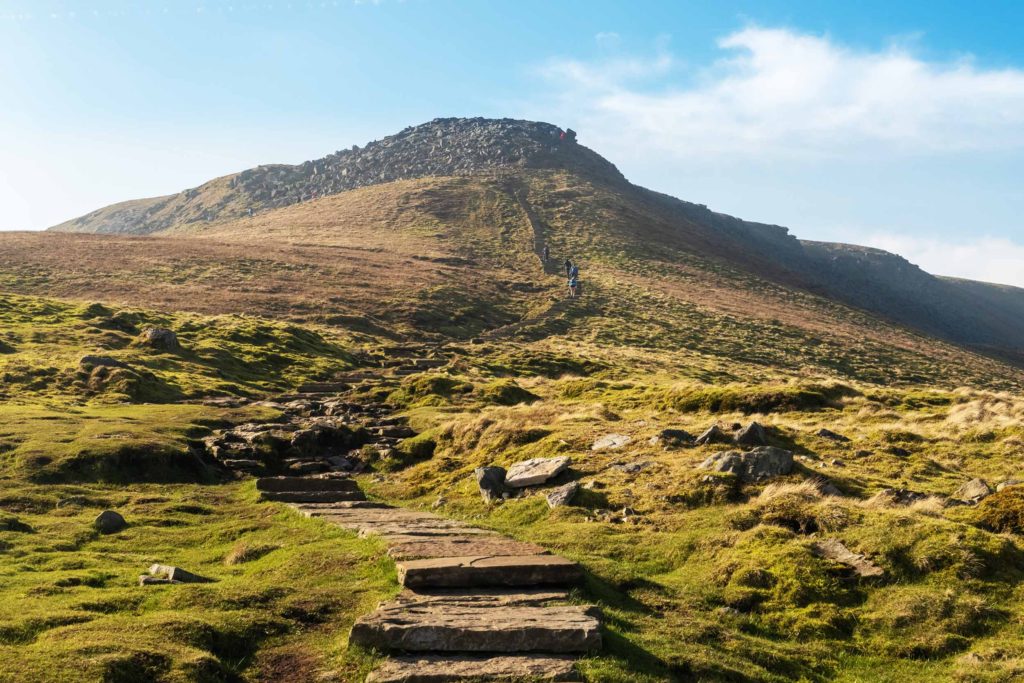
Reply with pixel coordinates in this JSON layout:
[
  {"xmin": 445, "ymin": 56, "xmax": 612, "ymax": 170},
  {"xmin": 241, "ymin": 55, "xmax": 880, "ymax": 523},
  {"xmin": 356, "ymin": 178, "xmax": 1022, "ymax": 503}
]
[{"xmin": 3, "ymin": 118, "xmax": 1024, "ymax": 681}]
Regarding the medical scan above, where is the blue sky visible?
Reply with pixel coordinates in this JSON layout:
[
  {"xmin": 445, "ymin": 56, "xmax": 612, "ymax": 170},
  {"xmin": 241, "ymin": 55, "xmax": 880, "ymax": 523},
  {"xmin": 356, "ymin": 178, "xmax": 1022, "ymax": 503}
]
[{"xmin": 2, "ymin": 1, "xmax": 1024, "ymax": 285}]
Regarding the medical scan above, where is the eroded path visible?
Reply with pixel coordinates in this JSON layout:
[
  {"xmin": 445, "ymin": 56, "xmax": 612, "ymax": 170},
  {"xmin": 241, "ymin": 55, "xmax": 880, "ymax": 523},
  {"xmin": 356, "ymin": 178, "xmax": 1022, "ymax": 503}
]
[{"xmin": 258, "ymin": 476, "xmax": 600, "ymax": 682}]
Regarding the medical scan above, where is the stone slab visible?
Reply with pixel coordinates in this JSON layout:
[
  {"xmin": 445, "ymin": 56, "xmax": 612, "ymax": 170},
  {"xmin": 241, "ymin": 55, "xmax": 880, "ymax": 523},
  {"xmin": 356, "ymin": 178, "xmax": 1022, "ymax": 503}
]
[
  {"xmin": 398, "ymin": 555, "xmax": 583, "ymax": 589},
  {"xmin": 505, "ymin": 457, "xmax": 571, "ymax": 488},
  {"xmin": 259, "ymin": 490, "xmax": 366, "ymax": 504},
  {"xmin": 367, "ymin": 654, "xmax": 579, "ymax": 682},
  {"xmin": 350, "ymin": 603, "xmax": 600, "ymax": 653},
  {"xmin": 391, "ymin": 588, "xmax": 569, "ymax": 608},
  {"xmin": 388, "ymin": 536, "xmax": 549, "ymax": 561}
]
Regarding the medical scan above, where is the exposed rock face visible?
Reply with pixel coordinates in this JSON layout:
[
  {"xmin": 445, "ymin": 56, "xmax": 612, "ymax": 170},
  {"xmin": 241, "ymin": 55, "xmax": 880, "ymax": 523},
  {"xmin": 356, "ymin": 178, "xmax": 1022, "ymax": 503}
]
[
  {"xmin": 546, "ymin": 482, "xmax": 579, "ymax": 509},
  {"xmin": 697, "ymin": 447, "xmax": 794, "ymax": 481},
  {"xmin": 734, "ymin": 422, "xmax": 767, "ymax": 447},
  {"xmin": 952, "ymin": 478, "xmax": 993, "ymax": 503},
  {"xmin": 811, "ymin": 539, "xmax": 884, "ymax": 578},
  {"xmin": 475, "ymin": 466, "xmax": 508, "ymax": 503},
  {"xmin": 93, "ymin": 510, "xmax": 126, "ymax": 534},
  {"xmin": 137, "ymin": 327, "xmax": 180, "ymax": 351},
  {"xmin": 591, "ymin": 434, "xmax": 631, "ymax": 451},
  {"xmin": 55, "ymin": 118, "xmax": 626, "ymax": 235},
  {"xmin": 505, "ymin": 457, "xmax": 570, "ymax": 488}
]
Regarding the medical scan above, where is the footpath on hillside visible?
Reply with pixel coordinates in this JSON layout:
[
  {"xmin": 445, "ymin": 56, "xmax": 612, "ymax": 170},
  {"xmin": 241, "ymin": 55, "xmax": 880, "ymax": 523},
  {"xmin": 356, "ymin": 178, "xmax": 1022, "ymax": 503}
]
[{"xmin": 203, "ymin": 347, "xmax": 602, "ymax": 682}]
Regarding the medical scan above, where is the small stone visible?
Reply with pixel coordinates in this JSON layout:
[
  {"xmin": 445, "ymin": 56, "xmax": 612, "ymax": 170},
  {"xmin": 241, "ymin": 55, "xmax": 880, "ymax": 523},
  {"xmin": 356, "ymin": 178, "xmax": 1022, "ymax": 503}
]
[
  {"xmin": 734, "ymin": 422, "xmax": 767, "ymax": 446},
  {"xmin": 649, "ymin": 429, "xmax": 694, "ymax": 448},
  {"xmin": 475, "ymin": 466, "xmax": 507, "ymax": 503},
  {"xmin": 695, "ymin": 425, "xmax": 731, "ymax": 445},
  {"xmin": 137, "ymin": 327, "xmax": 181, "ymax": 351},
  {"xmin": 591, "ymin": 434, "xmax": 631, "ymax": 451},
  {"xmin": 94, "ymin": 510, "xmax": 127, "ymax": 534},
  {"xmin": 432, "ymin": 496, "xmax": 447, "ymax": 510},
  {"xmin": 546, "ymin": 482, "xmax": 579, "ymax": 508},
  {"xmin": 811, "ymin": 538, "xmax": 884, "ymax": 578},
  {"xmin": 829, "ymin": 459, "xmax": 846, "ymax": 467},
  {"xmin": 996, "ymin": 479, "xmax": 1024, "ymax": 492},
  {"xmin": 505, "ymin": 457, "xmax": 570, "ymax": 488},
  {"xmin": 952, "ymin": 478, "xmax": 992, "ymax": 504},
  {"xmin": 148, "ymin": 564, "xmax": 214, "ymax": 583}
]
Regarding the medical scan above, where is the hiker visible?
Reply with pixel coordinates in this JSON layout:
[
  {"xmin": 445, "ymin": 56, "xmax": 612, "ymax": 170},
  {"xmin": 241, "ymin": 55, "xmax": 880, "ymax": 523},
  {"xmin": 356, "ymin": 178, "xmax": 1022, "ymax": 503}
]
[
  {"xmin": 247, "ymin": 207, "xmax": 253, "ymax": 218},
  {"xmin": 543, "ymin": 244, "xmax": 550, "ymax": 262},
  {"xmin": 564, "ymin": 259, "xmax": 572, "ymax": 277},
  {"xmin": 568, "ymin": 275, "xmax": 578, "ymax": 299},
  {"xmin": 569, "ymin": 262, "xmax": 579, "ymax": 280}
]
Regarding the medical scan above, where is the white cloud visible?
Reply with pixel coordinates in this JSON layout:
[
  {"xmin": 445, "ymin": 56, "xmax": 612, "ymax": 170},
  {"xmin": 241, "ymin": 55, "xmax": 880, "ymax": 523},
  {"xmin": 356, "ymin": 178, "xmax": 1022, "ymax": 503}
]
[
  {"xmin": 861, "ymin": 233, "xmax": 1024, "ymax": 288},
  {"xmin": 539, "ymin": 26, "xmax": 1024, "ymax": 160},
  {"xmin": 594, "ymin": 32, "xmax": 620, "ymax": 48}
]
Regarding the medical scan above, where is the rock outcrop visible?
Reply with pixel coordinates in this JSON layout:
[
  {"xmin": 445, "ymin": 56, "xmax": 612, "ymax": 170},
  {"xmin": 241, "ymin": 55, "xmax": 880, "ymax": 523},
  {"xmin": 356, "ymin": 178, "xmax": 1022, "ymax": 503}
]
[{"xmin": 697, "ymin": 447, "xmax": 794, "ymax": 481}]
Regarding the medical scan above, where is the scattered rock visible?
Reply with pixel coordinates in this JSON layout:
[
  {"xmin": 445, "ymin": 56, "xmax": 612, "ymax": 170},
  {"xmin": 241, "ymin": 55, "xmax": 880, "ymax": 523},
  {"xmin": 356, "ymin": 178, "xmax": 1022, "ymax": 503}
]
[
  {"xmin": 93, "ymin": 510, "xmax": 127, "ymax": 534},
  {"xmin": 734, "ymin": 422, "xmax": 767, "ymax": 447},
  {"xmin": 811, "ymin": 538, "xmax": 884, "ymax": 578},
  {"xmin": 137, "ymin": 327, "xmax": 181, "ymax": 351},
  {"xmin": 147, "ymin": 564, "xmax": 214, "ymax": 584},
  {"xmin": 829, "ymin": 459, "xmax": 845, "ymax": 468},
  {"xmin": 695, "ymin": 425, "xmax": 731, "ymax": 445},
  {"xmin": 952, "ymin": 478, "xmax": 993, "ymax": 504},
  {"xmin": 997, "ymin": 479, "xmax": 1024, "ymax": 492},
  {"xmin": 546, "ymin": 482, "xmax": 579, "ymax": 509},
  {"xmin": 868, "ymin": 488, "xmax": 930, "ymax": 507},
  {"xmin": 591, "ymin": 434, "xmax": 631, "ymax": 451},
  {"xmin": 612, "ymin": 461, "xmax": 651, "ymax": 475},
  {"xmin": 649, "ymin": 428, "xmax": 694, "ymax": 448},
  {"xmin": 817, "ymin": 428, "xmax": 850, "ymax": 442},
  {"xmin": 505, "ymin": 457, "xmax": 571, "ymax": 488},
  {"xmin": 888, "ymin": 447, "xmax": 911, "ymax": 458},
  {"xmin": 697, "ymin": 447, "xmax": 794, "ymax": 482},
  {"xmin": 474, "ymin": 466, "xmax": 507, "ymax": 503}
]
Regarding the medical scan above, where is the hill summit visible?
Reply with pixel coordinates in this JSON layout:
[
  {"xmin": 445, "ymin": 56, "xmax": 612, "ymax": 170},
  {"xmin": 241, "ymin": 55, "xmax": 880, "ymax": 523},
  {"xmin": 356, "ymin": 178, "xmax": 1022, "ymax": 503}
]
[{"xmin": 50, "ymin": 117, "xmax": 625, "ymax": 235}]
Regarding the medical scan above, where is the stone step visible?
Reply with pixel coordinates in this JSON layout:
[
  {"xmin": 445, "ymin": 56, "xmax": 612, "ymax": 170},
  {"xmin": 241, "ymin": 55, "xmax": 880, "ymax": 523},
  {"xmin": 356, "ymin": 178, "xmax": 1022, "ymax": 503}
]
[
  {"xmin": 387, "ymin": 536, "xmax": 550, "ymax": 561},
  {"xmin": 260, "ymin": 490, "xmax": 366, "ymax": 504},
  {"xmin": 391, "ymin": 588, "xmax": 569, "ymax": 608},
  {"xmin": 221, "ymin": 458, "xmax": 263, "ymax": 470},
  {"xmin": 292, "ymin": 501, "xmax": 392, "ymax": 516},
  {"xmin": 256, "ymin": 476, "xmax": 358, "ymax": 493},
  {"xmin": 350, "ymin": 603, "xmax": 600, "ymax": 654},
  {"xmin": 398, "ymin": 555, "xmax": 583, "ymax": 589},
  {"xmin": 367, "ymin": 654, "xmax": 579, "ymax": 683}
]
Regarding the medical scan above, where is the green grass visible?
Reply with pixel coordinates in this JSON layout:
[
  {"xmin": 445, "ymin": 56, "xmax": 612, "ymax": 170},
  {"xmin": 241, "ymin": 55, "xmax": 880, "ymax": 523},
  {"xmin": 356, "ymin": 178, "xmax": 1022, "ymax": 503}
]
[{"xmin": 0, "ymin": 480, "xmax": 396, "ymax": 683}]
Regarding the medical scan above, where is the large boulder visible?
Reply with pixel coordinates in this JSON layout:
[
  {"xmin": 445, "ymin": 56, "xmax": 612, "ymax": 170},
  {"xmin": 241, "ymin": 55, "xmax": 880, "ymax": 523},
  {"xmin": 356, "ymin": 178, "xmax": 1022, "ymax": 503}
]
[
  {"xmin": 137, "ymin": 327, "xmax": 181, "ymax": 351},
  {"xmin": 591, "ymin": 434, "xmax": 631, "ymax": 452},
  {"xmin": 505, "ymin": 457, "xmax": 571, "ymax": 488},
  {"xmin": 697, "ymin": 447, "xmax": 793, "ymax": 482},
  {"xmin": 94, "ymin": 510, "xmax": 127, "ymax": 534},
  {"xmin": 734, "ymin": 422, "xmax": 767, "ymax": 447},
  {"xmin": 475, "ymin": 466, "xmax": 507, "ymax": 503},
  {"xmin": 952, "ymin": 478, "xmax": 993, "ymax": 504}
]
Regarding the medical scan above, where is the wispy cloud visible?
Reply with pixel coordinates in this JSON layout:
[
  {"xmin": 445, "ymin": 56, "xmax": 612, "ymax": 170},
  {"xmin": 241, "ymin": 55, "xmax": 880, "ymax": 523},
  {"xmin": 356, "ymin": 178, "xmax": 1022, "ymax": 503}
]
[
  {"xmin": 539, "ymin": 26, "xmax": 1024, "ymax": 160},
  {"xmin": 862, "ymin": 234, "xmax": 1024, "ymax": 288}
]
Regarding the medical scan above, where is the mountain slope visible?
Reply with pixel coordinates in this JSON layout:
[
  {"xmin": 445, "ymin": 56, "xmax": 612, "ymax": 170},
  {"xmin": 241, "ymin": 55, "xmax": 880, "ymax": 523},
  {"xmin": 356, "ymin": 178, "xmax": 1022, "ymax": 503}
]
[{"xmin": 43, "ymin": 117, "xmax": 1024, "ymax": 364}]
